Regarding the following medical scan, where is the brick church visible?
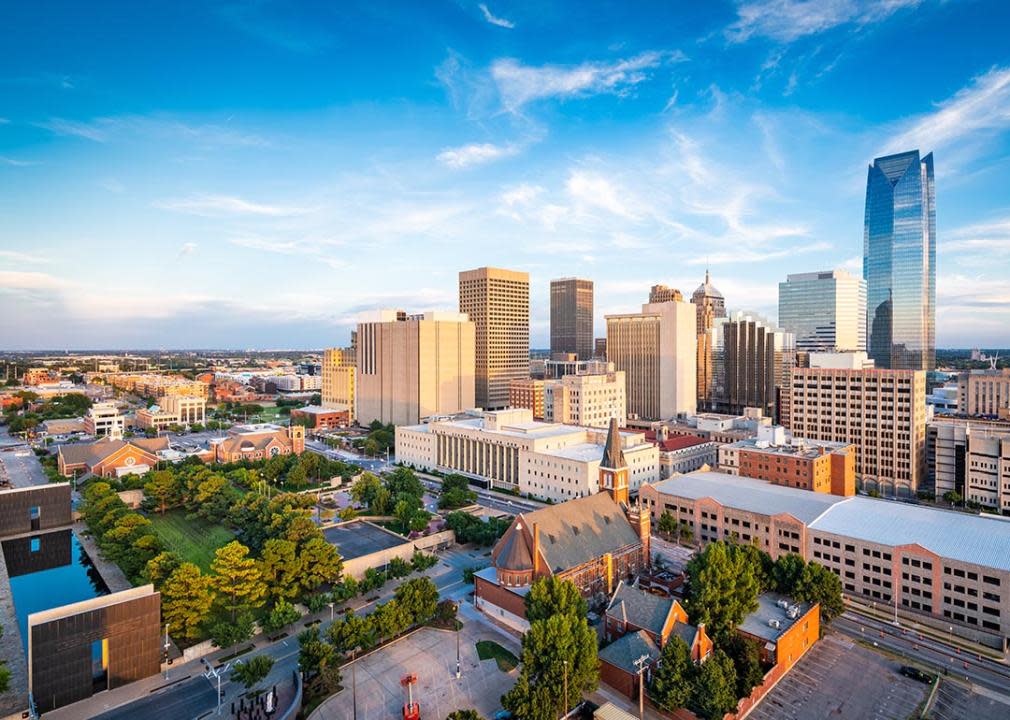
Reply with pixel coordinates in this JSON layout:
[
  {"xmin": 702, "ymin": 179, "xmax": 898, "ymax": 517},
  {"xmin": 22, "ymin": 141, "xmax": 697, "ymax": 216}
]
[{"xmin": 474, "ymin": 418, "xmax": 651, "ymax": 632}]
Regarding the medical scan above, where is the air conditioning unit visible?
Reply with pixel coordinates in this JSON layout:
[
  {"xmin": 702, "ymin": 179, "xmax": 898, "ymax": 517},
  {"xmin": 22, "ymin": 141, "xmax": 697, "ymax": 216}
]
[
  {"xmin": 768, "ymin": 619, "xmax": 781, "ymax": 629},
  {"xmin": 776, "ymin": 599, "xmax": 790, "ymax": 609},
  {"xmin": 788, "ymin": 606, "xmax": 800, "ymax": 619}
]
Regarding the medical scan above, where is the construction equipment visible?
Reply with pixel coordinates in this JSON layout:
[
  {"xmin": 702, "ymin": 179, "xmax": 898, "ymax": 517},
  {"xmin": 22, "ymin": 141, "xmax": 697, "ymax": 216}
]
[{"xmin": 401, "ymin": 673, "xmax": 420, "ymax": 720}]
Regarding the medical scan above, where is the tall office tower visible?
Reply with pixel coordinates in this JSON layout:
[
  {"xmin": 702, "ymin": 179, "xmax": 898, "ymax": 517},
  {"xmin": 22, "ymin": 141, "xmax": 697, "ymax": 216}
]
[
  {"xmin": 594, "ymin": 337, "xmax": 607, "ymax": 359},
  {"xmin": 649, "ymin": 284, "xmax": 683, "ymax": 304},
  {"xmin": 784, "ymin": 359, "xmax": 926, "ymax": 496},
  {"xmin": 864, "ymin": 149, "xmax": 936, "ymax": 370},
  {"xmin": 321, "ymin": 347, "xmax": 356, "ymax": 422},
  {"xmin": 691, "ymin": 270, "xmax": 726, "ymax": 405},
  {"xmin": 705, "ymin": 310, "xmax": 795, "ymax": 420},
  {"xmin": 778, "ymin": 269, "xmax": 867, "ymax": 352},
  {"xmin": 356, "ymin": 310, "xmax": 475, "ymax": 426},
  {"xmin": 550, "ymin": 277, "xmax": 594, "ymax": 360},
  {"xmin": 606, "ymin": 300, "xmax": 696, "ymax": 420},
  {"xmin": 459, "ymin": 267, "xmax": 530, "ymax": 410}
]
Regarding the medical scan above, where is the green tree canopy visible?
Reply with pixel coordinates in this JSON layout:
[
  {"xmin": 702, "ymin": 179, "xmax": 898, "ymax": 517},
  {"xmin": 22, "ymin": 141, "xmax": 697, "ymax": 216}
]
[
  {"xmin": 162, "ymin": 563, "xmax": 215, "ymax": 641},
  {"xmin": 690, "ymin": 649, "xmax": 738, "ymax": 720},
  {"xmin": 211, "ymin": 541, "xmax": 265, "ymax": 621},
  {"xmin": 684, "ymin": 541, "xmax": 761, "ymax": 645},
  {"xmin": 233, "ymin": 654, "xmax": 275, "ymax": 689},
  {"xmin": 525, "ymin": 576, "xmax": 588, "ymax": 624},
  {"xmin": 649, "ymin": 635, "xmax": 692, "ymax": 711}
]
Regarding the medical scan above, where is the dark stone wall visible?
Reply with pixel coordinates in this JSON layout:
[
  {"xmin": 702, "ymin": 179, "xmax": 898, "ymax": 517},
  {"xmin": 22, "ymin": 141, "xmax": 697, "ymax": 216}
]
[
  {"xmin": 0, "ymin": 484, "xmax": 72, "ymax": 538},
  {"xmin": 1, "ymin": 528, "xmax": 72, "ymax": 578},
  {"xmin": 29, "ymin": 591, "xmax": 161, "ymax": 713}
]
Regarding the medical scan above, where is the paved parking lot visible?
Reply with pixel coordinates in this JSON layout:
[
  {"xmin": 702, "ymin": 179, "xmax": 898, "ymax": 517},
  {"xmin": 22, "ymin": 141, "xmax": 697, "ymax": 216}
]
[
  {"xmin": 0, "ymin": 446, "xmax": 46, "ymax": 488},
  {"xmin": 928, "ymin": 678, "xmax": 1010, "ymax": 719},
  {"xmin": 310, "ymin": 624, "xmax": 517, "ymax": 720},
  {"xmin": 749, "ymin": 633, "xmax": 930, "ymax": 720}
]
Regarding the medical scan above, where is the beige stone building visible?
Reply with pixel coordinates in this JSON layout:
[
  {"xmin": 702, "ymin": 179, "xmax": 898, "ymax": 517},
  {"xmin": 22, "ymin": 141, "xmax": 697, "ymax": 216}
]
[
  {"xmin": 395, "ymin": 408, "xmax": 658, "ymax": 501},
  {"xmin": 135, "ymin": 395, "xmax": 207, "ymax": 430},
  {"xmin": 356, "ymin": 310, "xmax": 475, "ymax": 427},
  {"xmin": 543, "ymin": 369, "xmax": 626, "ymax": 428},
  {"xmin": 783, "ymin": 364, "xmax": 926, "ymax": 496},
  {"xmin": 459, "ymin": 267, "xmax": 530, "ymax": 410},
  {"xmin": 606, "ymin": 300, "xmax": 696, "ymax": 420},
  {"xmin": 927, "ymin": 418, "xmax": 1010, "ymax": 511},
  {"xmin": 84, "ymin": 402, "xmax": 124, "ymax": 438},
  {"xmin": 321, "ymin": 347, "xmax": 356, "ymax": 423},
  {"xmin": 958, "ymin": 369, "xmax": 1010, "ymax": 419},
  {"xmin": 640, "ymin": 471, "xmax": 1010, "ymax": 649}
]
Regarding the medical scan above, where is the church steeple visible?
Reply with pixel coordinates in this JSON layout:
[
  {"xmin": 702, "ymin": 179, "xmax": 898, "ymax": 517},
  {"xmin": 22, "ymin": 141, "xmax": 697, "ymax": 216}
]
[{"xmin": 599, "ymin": 417, "xmax": 629, "ymax": 506}]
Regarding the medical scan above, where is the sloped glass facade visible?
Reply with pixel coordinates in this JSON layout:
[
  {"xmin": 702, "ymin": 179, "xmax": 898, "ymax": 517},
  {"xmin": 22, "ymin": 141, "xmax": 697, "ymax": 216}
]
[{"xmin": 864, "ymin": 150, "xmax": 936, "ymax": 371}]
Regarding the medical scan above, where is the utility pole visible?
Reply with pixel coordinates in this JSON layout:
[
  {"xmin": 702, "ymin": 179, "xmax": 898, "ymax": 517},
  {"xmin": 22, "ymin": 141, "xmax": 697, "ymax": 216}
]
[
  {"xmin": 352, "ymin": 662, "xmax": 358, "ymax": 719},
  {"xmin": 633, "ymin": 654, "xmax": 651, "ymax": 720}
]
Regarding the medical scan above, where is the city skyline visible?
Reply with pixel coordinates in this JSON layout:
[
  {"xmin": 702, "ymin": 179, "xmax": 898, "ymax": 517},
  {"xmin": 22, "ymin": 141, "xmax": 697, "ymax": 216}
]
[{"xmin": 3, "ymin": 1, "xmax": 1010, "ymax": 350}]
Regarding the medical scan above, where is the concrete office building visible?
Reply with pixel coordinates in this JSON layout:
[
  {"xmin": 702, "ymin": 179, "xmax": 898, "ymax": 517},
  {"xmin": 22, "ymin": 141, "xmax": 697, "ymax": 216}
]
[
  {"xmin": 640, "ymin": 471, "xmax": 1010, "ymax": 649},
  {"xmin": 927, "ymin": 418, "xmax": 1010, "ymax": 511},
  {"xmin": 83, "ymin": 402, "xmax": 124, "ymax": 438},
  {"xmin": 321, "ymin": 347, "xmax": 356, "ymax": 423},
  {"xmin": 778, "ymin": 269, "xmax": 867, "ymax": 352},
  {"xmin": 718, "ymin": 425, "xmax": 856, "ymax": 496},
  {"xmin": 705, "ymin": 311, "xmax": 795, "ymax": 420},
  {"xmin": 543, "ymin": 369, "xmax": 626, "ymax": 428},
  {"xmin": 649, "ymin": 285, "xmax": 683, "ymax": 304},
  {"xmin": 551, "ymin": 277, "xmax": 594, "ymax": 360},
  {"xmin": 395, "ymin": 409, "xmax": 658, "ymax": 501},
  {"xmin": 135, "ymin": 395, "xmax": 206, "ymax": 430},
  {"xmin": 595, "ymin": 337, "xmax": 607, "ymax": 359},
  {"xmin": 509, "ymin": 378, "xmax": 546, "ymax": 419},
  {"xmin": 606, "ymin": 300, "xmax": 696, "ymax": 420},
  {"xmin": 459, "ymin": 267, "xmax": 530, "ymax": 410},
  {"xmin": 783, "ymin": 363, "xmax": 927, "ymax": 496},
  {"xmin": 356, "ymin": 310, "xmax": 476, "ymax": 427},
  {"xmin": 691, "ymin": 271, "xmax": 727, "ymax": 406},
  {"xmin": 958, "ymin": 369, "xmax": 1010, "ymax": 419}
]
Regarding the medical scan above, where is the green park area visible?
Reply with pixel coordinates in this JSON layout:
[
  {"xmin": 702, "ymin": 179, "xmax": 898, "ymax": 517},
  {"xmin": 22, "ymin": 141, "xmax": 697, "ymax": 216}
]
[
  {"xmin": 476, "ymin": 640, "xmax": 518, "ymax": 672},
  {"xmin": 149, "ymin": 510, "xmax": 234, "ymax": 572}
]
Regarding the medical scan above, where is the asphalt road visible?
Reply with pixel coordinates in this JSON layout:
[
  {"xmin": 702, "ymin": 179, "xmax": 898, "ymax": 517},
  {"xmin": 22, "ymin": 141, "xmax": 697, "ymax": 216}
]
[
  {"xmin": 833, "ymin": 611, "xmax": 1010, "ymax": 697},
  {"xmin": 91, "ymin": 676, "xmax": 217, "ymax": 720}
]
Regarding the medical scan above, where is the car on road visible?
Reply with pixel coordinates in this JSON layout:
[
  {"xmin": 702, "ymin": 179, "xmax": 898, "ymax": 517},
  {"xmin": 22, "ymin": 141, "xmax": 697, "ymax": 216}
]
[{"xmin": 899, "ymin": 665, "xmax": 933, "ymax": 684}]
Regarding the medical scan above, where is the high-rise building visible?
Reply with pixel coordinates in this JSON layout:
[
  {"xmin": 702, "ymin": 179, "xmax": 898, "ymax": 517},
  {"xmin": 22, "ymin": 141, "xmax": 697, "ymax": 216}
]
[
  {"xmin": 544, "ymin": 370, "xmax": 626, "ymax": 428},
  {"xmin": 356, "ymin": 310, "xmax": 475, "ymax": 426},
  {"xmin": 606, "ymin": 300, "xmax": 696, "ymax": 420},
  {"xmin": 321, "ymin": 347, "xmax": 356, "ymax": 422},
  {"xmin": 927, "ymin": 417, "xmax": 1010, "ymax": 510},
  {"xmin": 783, "ymin": 363, "xmax": 927, "ymax": 496},
  {"xmin": 691, "ymin": 271, "xmax": 726, "ymax": 405},
  {"xmin": 649, "ymin": 285, "xmax": 683, "ymax": 304},
  {"xmin": 550, "ymin": 277, "xmax": 594, "ymax": 360},
  {"xmin": 594, "ymin": 337, "xmax": 607, "ymax": 359},
  {"xmin": 778, "ymin": 269, "xmax": 867, "ymax": 352},
  {"xmin": 864, "ymin": 150, "xmax": 936, "ymax": 371},
  {"xmin": 705, "ymin": 310, "xmax": 795, "ymax": 420},
  {"xmin": 459, "ymin": 267, "xmax": 530, "ymax": 410}
]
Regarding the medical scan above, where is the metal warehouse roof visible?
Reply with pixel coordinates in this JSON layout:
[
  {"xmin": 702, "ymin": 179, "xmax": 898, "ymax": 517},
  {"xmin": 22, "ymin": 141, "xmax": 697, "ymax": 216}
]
[
  {"xmin": 650, "ymin": 471, "xmax": 847, "ymax": 524},
  {"xmin": 809, "ymin": 498, "xmax": 1010, "ymax": 573}
]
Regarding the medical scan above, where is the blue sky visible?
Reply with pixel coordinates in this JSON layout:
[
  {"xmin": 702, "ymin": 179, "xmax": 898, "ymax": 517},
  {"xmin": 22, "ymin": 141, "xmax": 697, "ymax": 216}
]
[{"xmin": 2, "ymin": 0, "xmax": 1010, "ymax": 350}]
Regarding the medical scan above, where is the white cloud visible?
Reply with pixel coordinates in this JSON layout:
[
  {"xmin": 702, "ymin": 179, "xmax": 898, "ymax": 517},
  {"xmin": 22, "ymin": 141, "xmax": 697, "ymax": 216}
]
[
  {"xmin": 0, "ymin": 270, "xmax": 67, "ymax": 291},
  {"xmin": 437, "ymin": 142, "xmax": 519, "ymax": 168},
  {"xmin": 0, "ymin": 156, "xmax": 38, "ymax": 167},
  {"xmin": 156, "ymin": 195, "xmax": 311, "ymax": 217},
  {"xmin": 230, "ymin": 237, "xmax": 300, "ymax": 253},
  {"xmin": 479, "ymin": 3, "xmax": 514, "ymax": 29},
  {"xmin": 178, "ymin": 242, "xmax": 197, "ymax": 258},
  {"xmin": 35, "ymin": 117, "xmax": 108, "ymax": 142},
  {"xmin": 943, "ymin": 218, "xmax": 1010, "ymax": 254},
  {"xmin": 883, "ymin": 66, "xmax": 1010, "ymax": 156},
  {"xmin": 0, "ymin": 250, "xmax": 49, "ymax": 264},
  {"xmin": 491, "ymin": 51, "xmax": 682, "ymax": 111},
  {"xmin": 35, "ymin": 115, "xmax": 270, "ymax": 148},
  {"xmin": 566, "ymin": 171, "xmax": 636, "ymax": 218},
  {"xmin": 726, "ymin": 0, "xmax": 923, "ymax": 44},
  {"xmin": 690, "ymin": 240, "xmax": 831, "ymax": 265}
]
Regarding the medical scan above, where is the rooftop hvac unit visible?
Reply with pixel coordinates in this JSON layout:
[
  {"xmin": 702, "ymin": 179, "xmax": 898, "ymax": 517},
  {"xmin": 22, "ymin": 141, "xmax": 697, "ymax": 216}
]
[
  {"xmin": 776, "ymin": 599, "xmax": 790, "ymax": 609},
  {"xmin": 788, "ymin": 606, "xmax": 800, "ymax": 619},
  {"xmin": 768, "ymin": 619, "xmax": 781, "ymax": 629}
]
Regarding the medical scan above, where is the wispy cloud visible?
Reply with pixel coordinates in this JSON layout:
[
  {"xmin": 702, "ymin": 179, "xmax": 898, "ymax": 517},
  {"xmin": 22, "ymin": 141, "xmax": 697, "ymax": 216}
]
[
  {"xmin": 479, "ymin": 3, "xmax": 514, "ymax": 29},
  {"xmin": 883, "ymin": 66, "xmax": 1010, "ymax": 156},
  {"xmin": 491, "ymin": 51, "xmax": 683, "ymax": 112},
  {"xmin": 35, "ymin": 117, "xmax": 108, "ymax": 142},
  {"xmin": 944, "ymin": 217, "xmax": 1010, "ymax": 254},
  {"xmin": 437, "ymin": 142, "xmax": 519, "ymax": 168},
  {"xmin": 566, "ymin": 170, "xmax": 636, "ymax": 218},
  {"xmin": 0, "ymin": 250, "xmax": 49, "ymax": 264},
  {"xmin": 155, "ymin": 194, "xmax": 311, "ymax": 217},
  {"xmin": 0, "ymin": 156, "xmax": 39, "ymax": 167},
  {"xmin": 35, "ymin": 115, "xmax": 270, "ymax": 148},
  {"xmin": 689, "ymin": 240, "xmax": 831, "ymax": 265},
  {"xmin": 726, "ymin": 0, "xmax": 923, "ymax": 44}
]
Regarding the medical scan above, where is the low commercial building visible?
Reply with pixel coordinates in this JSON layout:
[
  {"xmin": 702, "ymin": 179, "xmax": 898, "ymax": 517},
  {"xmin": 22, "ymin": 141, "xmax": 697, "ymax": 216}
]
[
  {"xmin": 640, "ymin": 471, "xmax": 1010, "ymax": 649},
  {"xmin": 39, "ymin": 418, "xmax": 86, "ymax": 436},
  {"xmin": 644, "ymin": 428, "xmax": 718, "ymax": 479},
  {"xmin": 719, "ymin": 425, "xmax": 855, "ymax": 497},
  {"xmin": 738, "ymin": 594, "xmax": 819, "ymax": 670},
  {"xmin": 958, "ymin": 368, "xmax": 1010, "ymax": 419},
  {"xmin": 134, "ymin": 395, "xmax": 207, "ymax": 431},
  {"xmin": 396, "ymin": 409, "xmax": 659, "ymax": 500},
  {"xmin": 83, "ymin": 402, "xmax": 124, "ymax": 438},
  {"xmin": 509, "ymin": 379, "xmax": 545, "ymax": 419},
  {"xmin": 927, "ymin": 418, "xmax": 1010, "ymax": 510},
  {"xmin": 106, "ymin": 374, "xmax": 209, "ymax": 399},
  {"xmin": 544, "ymin": 369, "xmax": 626, "ymax": 428},
  {"xmin": 209, "ymin": 423, "xmax": 305, "ymax": 464},
  {"xmin": 290, "ymin": 405, "xmax": 351, "ymax": 430}
]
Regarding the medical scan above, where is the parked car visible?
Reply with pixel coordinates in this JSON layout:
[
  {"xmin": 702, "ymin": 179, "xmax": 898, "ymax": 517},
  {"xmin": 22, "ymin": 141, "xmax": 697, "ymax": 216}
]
[{"xmin": 899, "ymin": 665, "xmax": 933, "ymax": 683}]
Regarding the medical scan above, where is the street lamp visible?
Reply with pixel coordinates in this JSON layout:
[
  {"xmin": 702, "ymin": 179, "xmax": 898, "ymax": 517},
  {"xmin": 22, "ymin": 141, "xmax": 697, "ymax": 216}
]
[
  {"xmin": 163, "ymin": 623, "xmax": 171, "ymax": 679},
  {"xmin": 202, "ymin": 659, "xmax": 231, "ymax": 716},
  {"xmin": 328, "ymin": 602, "xmax": 335, "ymax": 622}
]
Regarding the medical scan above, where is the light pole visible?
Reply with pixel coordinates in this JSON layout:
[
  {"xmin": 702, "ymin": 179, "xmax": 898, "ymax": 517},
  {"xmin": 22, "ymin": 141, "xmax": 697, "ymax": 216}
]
[
  {"xmin": 633, "ymin": 654, "xmax": 651, "ymax": 720},
  {"xmin": 562, "ymin": 660, "xmax": 568, "ymax": 718},
  {"xmin": 328, "ymin": 602, "xmax": 335, "ymax": 622},
  {"xmin": 455, "ymin": 618, "xmax": 461, "ymax": 679},
  {"xmin": 202, "ymin": 659, "xmax": 231, "ymax": 715},
  {"xmin": 163, "ymin": 623, "xmax": 171, "ymax": 679},
  {"xmin": 352, "ymin": 662, "xmax": 358, "ymax": 720}
]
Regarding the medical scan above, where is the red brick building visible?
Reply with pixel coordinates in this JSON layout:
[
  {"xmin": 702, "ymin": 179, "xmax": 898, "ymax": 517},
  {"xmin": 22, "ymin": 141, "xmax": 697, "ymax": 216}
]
[
  {"xmin": 290, "ymin": 405, "xmax": 350, "ymax": 430},
  {"xmin": 58, "ymin": 437, "xmax": 169, "ymax": 478},
  {"xmin": 210, "ymin": 423, "xmax": 305, "ymax": 463}
]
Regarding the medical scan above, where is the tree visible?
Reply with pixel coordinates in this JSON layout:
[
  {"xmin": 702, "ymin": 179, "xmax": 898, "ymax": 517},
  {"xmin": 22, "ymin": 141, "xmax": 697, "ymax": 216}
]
[
  {"xmin": 684, "ymin": 541, "xmax": 760, "ymax": 645},
  {"xmin": 395, "ymin": 577, "xmax": 439, "ymax": 625},
  {"xmin": 286, "ymin": 463, "xmax": 309, "ymax": 489},
  {"xmin": 233, "ymin": 654, "xmax": 275, "ymax": 690},
  {"xmin": 194, "ymin": 474, "xmax": 239, "ymax": 522},
  {"xmin": 657, "ymin": 510, "xmax": 677, "ymax": 536},
  {"xmin": 145, "ymin": 470, "xmax": 180, "ymax": 514},
  {"xmin": 327, "ymin": 613, "xmax": 375, "ymax": 656},
  {"xmin": 943, "ymin": 490, "xmax": 963, "ymax": 505},
  {"xmin": 445, "ymin": 711, "xmax": 482, "ymax": 720},
  {"xmin": 299, "ymin": 536, "xmax": 343, "ymax": 591},
  {"xmin": 209, "ymin": 612, "xmax": 255, "ymax": 648},
  {"xmin": 371, "ymin": 600, "xmax": 410, "ymax": 642},
  {"xmin": 502, "ymin": 610, "xmax": 598, "ymax": 720},
  {"xmin": 144, "ymin": 551, "xmax": 183, "ymax": 589},
  {"xmin": 259, "ymin": 538, "xmax": 303, "ymax": 600},
  {"xmin": 211, "ymin": 541, "xmax": 266, "ymax": 621},
  {"xmin": 439, "ymin": 474, "xmax": 477, "ymax": 509},
  {"xmin": 690, "ymin": 649, "xmax": 738, "ymax": 720},
  {"xmin": 648, "ymin": 636, "xmax": 692, "ymax": 711},
  {"xmin": 724, "ymin": 634, "xmax": 765, "ymax": 699},
  {"xmin": 162, "ymin": 563, "xmax": 215, "ymax": 641},
  {"xmin": 298, "ymin": 626, "xmax": 335, "ymax": 677},
  {"xmin": 350, "ymin": 472, "xmax": 382, "ymax": 507},
  {"xmin": 263, "ymin": 599, "xmax": 301, "ymax": 633},
  {"xmin": 794, "ymin": 561, "xmax": 844, "ymax": 621},
  {"xmin": 525, "ymin": 576, "xmax": 588, "ymax": 624},
  {"xmin": 771, "ymin": 553, "xmax": 806, "ymax": 594}
]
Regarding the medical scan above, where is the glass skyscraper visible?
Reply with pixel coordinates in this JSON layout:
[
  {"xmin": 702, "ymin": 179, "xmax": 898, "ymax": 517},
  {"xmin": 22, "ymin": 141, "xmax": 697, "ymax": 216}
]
[
  {"xmin": 778, "ymin": 269, "xmax": 866, "ymax": 352},
  {"xmin": 863, "ymin": 150, "xmax": 936, "ymax": 370}
]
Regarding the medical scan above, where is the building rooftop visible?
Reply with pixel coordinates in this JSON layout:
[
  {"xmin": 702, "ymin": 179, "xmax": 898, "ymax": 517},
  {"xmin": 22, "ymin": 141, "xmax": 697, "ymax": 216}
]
[
  {"xmin": 598, "ymin": 629, "xmax": 660, "ymax": 673},
  {"xmin": 727, "ymin": 437, "xmax": 852, "ymax": 460},
  {"xmin": 809, "ymin": 497, "xmax": 1010, "ymax": 573},
  {"xmin": 292, "ymin": 405, "xmax": 344, "ymax": 415},
  {"xmin": 739, "ymin": 593, "xmax": 814, "ymax": 644},
  {"xmin": 606, "ymin": 581, "xmax": 675, "ymax": 638},
  {"xmin": 650, "ymin": 471, "xmax": 847, "ymax": 524}
]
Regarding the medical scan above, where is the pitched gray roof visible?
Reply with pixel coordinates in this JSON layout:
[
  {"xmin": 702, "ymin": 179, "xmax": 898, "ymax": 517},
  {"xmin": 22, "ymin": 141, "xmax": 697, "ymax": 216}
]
[
  {"xmin": 606, "ymin": 581, "xmax": 674, "ymax": 638},
  {"xmin": 649, "ymin": 471, "xmax": 847, "ymax": 524},
  {"xmin": 519, "ymin": 493, "xmax": 641, "ymax": 574},
  {"xmin": 498, "ymin": 528, "xmax": 533, "ymax": 571},
  {"xmin": 598, "ymin": 630, "xmax": 659, "ymax": 674}
]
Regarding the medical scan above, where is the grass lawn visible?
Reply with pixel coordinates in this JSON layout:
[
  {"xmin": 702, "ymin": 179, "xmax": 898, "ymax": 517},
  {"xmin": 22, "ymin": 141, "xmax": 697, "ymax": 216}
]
[
  {"xmin": 148, "ymin": 510, "xmax": 234, "ymax": 572},
  {"xmin": 476, "ymin": 640, "xmax": 518, "ymax": 672}
]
